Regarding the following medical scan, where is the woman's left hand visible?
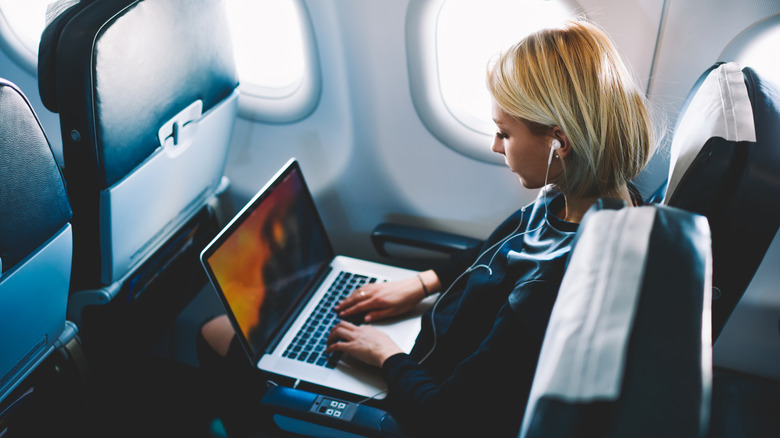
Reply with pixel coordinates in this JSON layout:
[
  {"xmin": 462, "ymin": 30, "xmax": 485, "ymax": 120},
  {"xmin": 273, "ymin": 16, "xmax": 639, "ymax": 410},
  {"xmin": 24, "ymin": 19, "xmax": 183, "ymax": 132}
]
[{"xmin": 326, "ymin": 321, "xmax": 403, "ymax": 367}]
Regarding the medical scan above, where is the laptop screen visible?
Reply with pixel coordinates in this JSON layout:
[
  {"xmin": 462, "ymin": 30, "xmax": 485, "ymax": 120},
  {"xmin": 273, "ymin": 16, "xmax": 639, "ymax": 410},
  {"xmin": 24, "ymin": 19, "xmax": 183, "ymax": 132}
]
[{"xmin": 201, "ymin": 160, "xmax": 333, "ymax": 361}]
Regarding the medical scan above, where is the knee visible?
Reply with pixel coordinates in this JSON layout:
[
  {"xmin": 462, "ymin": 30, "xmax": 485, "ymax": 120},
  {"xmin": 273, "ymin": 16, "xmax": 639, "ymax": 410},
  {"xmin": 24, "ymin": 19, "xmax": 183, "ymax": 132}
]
[{"xmin": 199, "ymin": 314, "xmax": 235, "ymax": 357}]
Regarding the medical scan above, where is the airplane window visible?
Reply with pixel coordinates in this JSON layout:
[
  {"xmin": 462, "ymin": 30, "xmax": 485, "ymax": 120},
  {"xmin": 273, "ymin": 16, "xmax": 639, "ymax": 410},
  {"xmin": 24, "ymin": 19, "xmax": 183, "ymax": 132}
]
[
  {"xmin": 0, "ymin": 0, "xmax": 49, "ymax": 74},
  {"xmin": 437, "ymin": 0, "xmax": 575, "ymax": 135},
  {"xmin": 227, "ymin": 0, "xmax": 305, "ymax": 91},
  {"xmin": 225, "ymin": 0, "xmax": 321, "ymax": 122},
  {"xmin": 407, "ymin": 0, "xmax": 577, "ymax": 164},
  {"xmin": 0, "ymin": 0, "xmax": 320, "ymax": 123}
]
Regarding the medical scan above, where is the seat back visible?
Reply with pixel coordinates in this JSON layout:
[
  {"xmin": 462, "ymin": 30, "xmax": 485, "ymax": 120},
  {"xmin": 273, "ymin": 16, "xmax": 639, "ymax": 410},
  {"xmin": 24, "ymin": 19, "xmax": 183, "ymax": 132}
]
[
  {"xmin": 662, "ymin": 62, "xmax": 780, "ymax": 339},
  {"xmin": 519, "ymin": 201, "xmax": 713, "ymax": 438},
  {"xmin": 0, "ymin": 79, "xmax": 75, "ymax": 403},
  {"xmin": 38, "ymin": 0, "xmax": 239, "ymax": 294}
]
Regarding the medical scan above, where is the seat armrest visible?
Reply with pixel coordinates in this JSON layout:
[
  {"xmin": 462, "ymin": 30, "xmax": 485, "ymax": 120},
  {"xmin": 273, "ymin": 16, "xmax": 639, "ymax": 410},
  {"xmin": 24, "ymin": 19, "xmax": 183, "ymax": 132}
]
[
  {"xmin": 371, "ymin": 223, "xmax": 482, "ymax": 258},
  {"xmin": 260, "ymin": 385, "xmax": 407, "ymax": 438}
]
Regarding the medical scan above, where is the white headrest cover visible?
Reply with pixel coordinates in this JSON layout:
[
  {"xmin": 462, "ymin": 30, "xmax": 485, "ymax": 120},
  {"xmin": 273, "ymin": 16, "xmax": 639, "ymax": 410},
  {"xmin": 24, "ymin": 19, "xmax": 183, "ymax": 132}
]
[
  {"xmin": 520, "ymin": 207, "xmax": 656, "ymax": 435},
  {"xmin": 664, "ymin": 62, "xmax": 756, "ymax": 202}
]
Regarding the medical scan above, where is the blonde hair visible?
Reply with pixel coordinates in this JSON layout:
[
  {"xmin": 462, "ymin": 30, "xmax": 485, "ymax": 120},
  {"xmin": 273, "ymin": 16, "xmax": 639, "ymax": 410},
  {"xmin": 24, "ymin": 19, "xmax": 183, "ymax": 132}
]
[{"xmin": 488, "ymin": 20, "xmax": 654, "ymax": 199}]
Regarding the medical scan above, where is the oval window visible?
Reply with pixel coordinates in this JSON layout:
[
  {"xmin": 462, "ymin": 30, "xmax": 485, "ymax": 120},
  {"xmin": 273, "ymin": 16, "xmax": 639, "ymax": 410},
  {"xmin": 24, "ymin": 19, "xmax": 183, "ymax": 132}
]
[
  {"xmin": 437, "ymin": 0, "xmax": 575, "ymax": 135},
  {"xmin": 225, "ymin": 0, "xmax": 320, "ymax": 122},
  {"xmin": 407, "ymin": 0, "xmax": 577, "ymax": 164}
]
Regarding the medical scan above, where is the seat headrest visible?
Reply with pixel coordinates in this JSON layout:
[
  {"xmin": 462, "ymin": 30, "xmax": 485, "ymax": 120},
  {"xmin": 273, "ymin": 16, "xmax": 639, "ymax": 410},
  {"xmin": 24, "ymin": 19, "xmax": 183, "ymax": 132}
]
[
  {"xmin": 42, "ymin": 0, "xmax": 239, "ymax": 188},
  {"xmin": 0, "ymin": 79, "xmax": 72, "ymax": 273},
  {"xmin": 38, "ymin": 0, "xmax": 94, "ymax": 112},
  {"xmin": 663, "ymin": 62, "xmax": 780, "ymax": 338},
  {"xmin": 664, "ymin": 62, "xmax": 757, "ymax": 201},
  {"xmin": 521, "ymin": 202, "xmax": 712, "ymax": 437}
]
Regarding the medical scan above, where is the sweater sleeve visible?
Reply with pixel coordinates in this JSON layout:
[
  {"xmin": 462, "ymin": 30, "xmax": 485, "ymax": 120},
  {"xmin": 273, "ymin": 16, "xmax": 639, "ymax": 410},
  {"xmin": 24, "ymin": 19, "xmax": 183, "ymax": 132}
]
[
  {"xmin": 381, "ymin": 280, "xmax": 558, "ymax": 438},
  {"xmin": 431, "ymin": 244, "xmax": 482, "ymax": 289}
]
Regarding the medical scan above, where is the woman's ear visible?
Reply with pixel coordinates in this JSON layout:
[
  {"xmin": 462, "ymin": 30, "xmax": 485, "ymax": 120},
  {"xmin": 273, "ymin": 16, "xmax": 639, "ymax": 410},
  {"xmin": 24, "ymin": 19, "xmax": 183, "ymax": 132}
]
[{"xmin": 551, "ymin": 127, "xmax": 572, "ymax": 159}]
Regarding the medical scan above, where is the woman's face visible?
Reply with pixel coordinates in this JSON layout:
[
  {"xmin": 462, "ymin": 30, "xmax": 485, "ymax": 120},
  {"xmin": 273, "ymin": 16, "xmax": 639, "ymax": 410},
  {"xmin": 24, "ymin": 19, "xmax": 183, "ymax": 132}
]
[{"xmin": 491, "ymin": 101, "xmax": 554, "ymax": 189}]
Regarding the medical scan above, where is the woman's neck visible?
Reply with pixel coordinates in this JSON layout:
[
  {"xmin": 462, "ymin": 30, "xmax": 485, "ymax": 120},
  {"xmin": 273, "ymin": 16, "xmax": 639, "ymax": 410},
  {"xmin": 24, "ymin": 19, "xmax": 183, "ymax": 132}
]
[{"xmin": 558, "ymin": 184, "xmax": 633, "ymax": 224}]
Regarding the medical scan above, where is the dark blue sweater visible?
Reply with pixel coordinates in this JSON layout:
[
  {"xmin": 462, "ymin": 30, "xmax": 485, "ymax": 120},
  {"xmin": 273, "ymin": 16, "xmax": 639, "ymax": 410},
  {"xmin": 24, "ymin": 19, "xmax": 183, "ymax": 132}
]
[{"xmin": 382, "ymin": 191, "xmax": 578, "ymax": 437}]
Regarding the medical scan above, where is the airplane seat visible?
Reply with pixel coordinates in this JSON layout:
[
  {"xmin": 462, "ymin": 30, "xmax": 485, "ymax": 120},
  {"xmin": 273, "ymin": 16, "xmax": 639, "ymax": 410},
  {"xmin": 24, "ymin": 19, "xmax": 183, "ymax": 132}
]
[
  {"xmin": 36, "ymin": 0, "xmax": 239, "ymax": 355},
  {"xmin": 518, "ymin": 200, "xmax": 712, "ymax": 438},
  {"xmin": 371, "ymin": 222, "xmax": 483, "ymax": 269},
  {"xmin": 660, "ymin": 61, "xmax": 780, "ymax": 340},
  {"xmin": 0, "ymin": 78, "xmax": 85, "ymax": 429}
]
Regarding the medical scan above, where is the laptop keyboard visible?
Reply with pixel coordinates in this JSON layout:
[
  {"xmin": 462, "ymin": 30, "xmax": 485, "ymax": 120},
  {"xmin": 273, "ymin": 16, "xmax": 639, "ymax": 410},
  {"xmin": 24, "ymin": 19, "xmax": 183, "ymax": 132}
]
[{"xmin": 282, "ymin": 271, "xmax": 377, "ymax": 368}]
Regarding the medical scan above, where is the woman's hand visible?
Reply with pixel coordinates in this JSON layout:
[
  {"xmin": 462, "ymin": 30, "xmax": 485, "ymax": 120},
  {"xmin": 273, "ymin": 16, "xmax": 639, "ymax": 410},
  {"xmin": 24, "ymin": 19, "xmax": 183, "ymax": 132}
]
[
  {"xmin": 333, "ymin": 270, "xmax": 440, "ymax": 323},
  {"xmin": 326, "ymin": 321, "xmax": 403, "ymax": 367}
]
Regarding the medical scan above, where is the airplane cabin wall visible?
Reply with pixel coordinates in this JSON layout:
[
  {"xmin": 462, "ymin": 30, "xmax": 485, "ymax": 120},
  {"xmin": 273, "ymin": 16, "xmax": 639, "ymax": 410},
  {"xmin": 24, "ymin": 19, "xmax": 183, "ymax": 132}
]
[{"xmin": 224, "ymin": 0, "xmax": 531, "ymax": 266}]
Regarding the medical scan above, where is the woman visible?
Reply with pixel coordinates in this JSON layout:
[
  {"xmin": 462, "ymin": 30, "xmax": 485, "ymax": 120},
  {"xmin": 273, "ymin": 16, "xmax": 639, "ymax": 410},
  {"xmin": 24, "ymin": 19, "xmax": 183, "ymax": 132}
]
[{"xmin": 323, "ymin": 19, "xmax": 654, "ymax": 437}]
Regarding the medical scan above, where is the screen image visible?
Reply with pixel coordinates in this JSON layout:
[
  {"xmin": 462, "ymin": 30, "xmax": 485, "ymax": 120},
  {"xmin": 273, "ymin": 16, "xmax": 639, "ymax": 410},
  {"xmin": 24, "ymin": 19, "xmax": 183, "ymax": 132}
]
[{"xmin": 206, "ymin": 168, "xmax": 332, "ymax": 357}]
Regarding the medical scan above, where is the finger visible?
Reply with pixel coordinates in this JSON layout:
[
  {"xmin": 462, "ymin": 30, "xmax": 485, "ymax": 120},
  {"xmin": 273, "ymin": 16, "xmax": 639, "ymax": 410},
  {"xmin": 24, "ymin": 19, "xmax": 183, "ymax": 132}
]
[
  {"xmin": 333, "ymin": 296, "xmax": 358, "ymax": 313},
  {"xmin": 343, "ymin": 290, "xmax": 364, "ymax": 305},
  {"xmin": 364, "ymin": 308, "xmax": 395, "ymax": 323},
  {"xmin": 337, "ymin": 299, "xmax": 373, "ymax": 318},
  {"xmin": 326, "ymin": 326, "xmax": 346, "ymax": 346},
  {"xmin": 325, "ymin": 340, "xmax": 350, "ymax": 354},
  {"xmin": 351, "ymin": 285, "xmax": 376, "ymax": 300},
  {"xmin": 334, "ymin": 287, "xmax": 370, "ymax": 311},
  {"xmin": 338, "ymin": 320, "xmax": 357, "ymax": 330},
  {"xmin": 326, "ymin": 321, "xmax": 356, "ymax": 345}
]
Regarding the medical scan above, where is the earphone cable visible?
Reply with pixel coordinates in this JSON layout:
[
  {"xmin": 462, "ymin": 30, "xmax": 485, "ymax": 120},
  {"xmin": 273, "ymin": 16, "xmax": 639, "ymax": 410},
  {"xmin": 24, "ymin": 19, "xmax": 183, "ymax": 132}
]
[{"xmin": 419, "ymin": 141, "xmax": 561, "ymax": 365}]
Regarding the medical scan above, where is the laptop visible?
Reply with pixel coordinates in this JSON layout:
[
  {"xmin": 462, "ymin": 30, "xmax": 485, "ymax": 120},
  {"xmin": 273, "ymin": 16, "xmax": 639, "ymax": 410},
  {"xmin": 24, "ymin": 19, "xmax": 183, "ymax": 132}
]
[{"xmin": 200, "ymin": 158, "xmax": 428, "ymax": 399}]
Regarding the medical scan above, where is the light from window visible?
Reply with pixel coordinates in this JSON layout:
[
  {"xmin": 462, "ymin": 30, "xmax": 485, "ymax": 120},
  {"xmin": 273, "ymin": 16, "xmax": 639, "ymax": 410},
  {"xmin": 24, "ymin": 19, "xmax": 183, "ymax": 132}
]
[
  {"xmin": 0, "ymin": 0, "xmax": 49, "ymax": 73},
  {"xmin": 436, "ymin": 0, "xmax": 575, "ymax": 135},
  {"xmin": 225, "ymin": 0, "xmax": 306, "ymax": 97},
  {"xmin": 224, "ymin": 0, "xmax": 320, "ymax": 122},
  {"xmin": 720, "ymin": 12, "xmax": 780, "ymax": 86}
]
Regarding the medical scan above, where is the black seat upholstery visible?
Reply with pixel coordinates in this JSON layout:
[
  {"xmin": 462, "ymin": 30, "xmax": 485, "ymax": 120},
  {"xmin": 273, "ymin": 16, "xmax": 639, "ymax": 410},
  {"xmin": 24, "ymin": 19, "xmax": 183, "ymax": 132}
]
[
  {"xmin": 661, "ymin": 62, "xmax": 780, "ymax": 339},
  {"xmin": 0, "ymin": 78, "xmax": 79, "ymax": 408},
  {"xmin": 519, "ymin": 201, "xmax": 712, "ymax": 438},
  {"xmin": 37, "ymin": 0, "xmax": 239, "ymax": 348}
]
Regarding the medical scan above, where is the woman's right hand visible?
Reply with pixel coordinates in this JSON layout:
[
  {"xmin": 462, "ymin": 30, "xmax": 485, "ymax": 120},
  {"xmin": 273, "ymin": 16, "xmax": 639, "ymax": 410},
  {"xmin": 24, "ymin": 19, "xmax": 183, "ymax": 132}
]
[{"xmin": 334, "ymin": 270, "xmax": 439, "ymax": 323}]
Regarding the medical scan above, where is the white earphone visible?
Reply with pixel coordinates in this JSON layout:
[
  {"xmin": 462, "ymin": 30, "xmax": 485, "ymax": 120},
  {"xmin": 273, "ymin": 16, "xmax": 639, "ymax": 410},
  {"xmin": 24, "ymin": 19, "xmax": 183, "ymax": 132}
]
[{"xmin": 548, "ymin": 139, "xmax": 562, "ymax": 165}]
